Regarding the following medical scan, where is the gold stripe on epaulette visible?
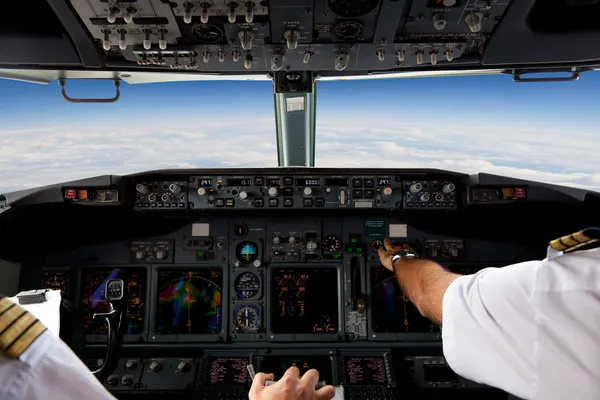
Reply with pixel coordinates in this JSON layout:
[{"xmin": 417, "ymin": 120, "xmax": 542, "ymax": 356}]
[
  {"xmin": 0, "ymin": 298, "xmax": 47, "ymax": 359},
  {"xmin": 549, "ymin": 239, "xmax": 568, "ymax": 251},
  {"xmin": 572, "ymin": 230, "xmax": 591, "ymax": 243},
  {"xmin": 564, "ymin": 239, "xmax": 600, "ymax": 253}
]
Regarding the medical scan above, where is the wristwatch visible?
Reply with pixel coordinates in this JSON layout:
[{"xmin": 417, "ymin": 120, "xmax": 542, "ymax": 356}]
[{"xmin": 391, "ymin": 249, "xmax": 417, "ymax": 268}]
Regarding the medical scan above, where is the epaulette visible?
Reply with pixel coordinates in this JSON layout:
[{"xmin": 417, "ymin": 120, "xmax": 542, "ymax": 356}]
[
  {"xmin": 0, "ymin": 294, "xmax": 47, "ymax": 359},
  {"xmin": 549, "ymin": 227, "xmax": 600, "ymax": 253}
]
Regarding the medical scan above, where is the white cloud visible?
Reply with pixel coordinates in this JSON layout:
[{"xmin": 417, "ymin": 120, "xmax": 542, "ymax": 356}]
[{"xmin": 0, "ymin": 117, "xmax": 599, "ymax": 193}]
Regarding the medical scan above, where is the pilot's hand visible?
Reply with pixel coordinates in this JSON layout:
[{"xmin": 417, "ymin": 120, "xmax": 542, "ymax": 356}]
[
  {"xmin": 249, "ymin": 367, "xmax": 336, "ymax": 400},
  {"xmin": 378, "ymin": 238, "xmax": 412, "ymax": 272}
]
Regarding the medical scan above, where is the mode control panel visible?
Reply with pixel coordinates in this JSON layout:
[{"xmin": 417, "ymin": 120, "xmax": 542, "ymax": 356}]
[
  {"xmin": 403, "ymin": 180, "xmax": 457, "ymax": 209},
  {"xmin": 134, "ymin": 181, "xmax": 187, "ymax": 210}
]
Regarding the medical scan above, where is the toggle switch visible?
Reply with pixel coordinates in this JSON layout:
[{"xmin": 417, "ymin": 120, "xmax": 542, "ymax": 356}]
[
  {"xmin": 244, "ymin": 53, "xmax": 253, "ymax": 69},
  {"xmin": 239, "ymin": 30, "xmax": 255, "ymax": 50},
  {"xmin": 335, "ymin": 53, "xmax": 349, "ymax": 71},
  {"xmin": 218, "ymin": 51, "xmax": 226, "ymax": 62},
  {"xmin": 159, "ymin": 29, "xmax": 167, "ymax": 50},
  {"xmin": 465, "ymin": 12, "xmax": 483, "ymax": 33},
  {"xmin": 271, "ymin": 53, "xmax": 283, "ymax": 71},
  {"xmin": 376, "ymin": 48, "xmax": 385, "ymax": 61},
  {"xmin": 245, "ymin": 1, "xmax": 254, "ymax": 23},
  {"xmin": 284, "ymin": 29, "xmax": 299, "ymax": 49},
  {"xmin": 200, "ymin": 3, "xmax": 210, "ymax": 23},
  {"xmin": 143, "ymin": 29, "xmax": 151, "ymax": 50},
  {"xmin": 107, "ymin": 7, "xmax": 119, "ymax": 24},
  {"xmin": 183, "ymin": 2, "xmax": 194, "ymax": 24},
  {"xmin": 228, "ymin": 2, "xmax": 238, "ymax": 23},
  {"xmin": 102, "ymin": 31, "xmax": 112, "ymax": 51},
  {"xmin": 203, "ymin": 51, "xmax": 211, "ymax": 63},
  {"xmin": 430, "ymin": 50, "xmax": 437, "ymax": 65},
  {"xmin": 445, "ymin": 49, "xmax": 453, "ymax": 62},
  {"xmin": 303, "ymin": 50, "xmax": 313, "ymax": 64},
  {"xmin": 124, "ymin": 7, "xmax": 135, "ymax": 23},
  {"xmin": 416, "ymin": 50, "xmax": 424, "ymax": 65},
  {"xmin": 118, "ymin": 30, "xmax": 127, "ymax": 50},
  {"xmin": 232, "ymin": 50, "xmax": 241, "ymax": 62}
]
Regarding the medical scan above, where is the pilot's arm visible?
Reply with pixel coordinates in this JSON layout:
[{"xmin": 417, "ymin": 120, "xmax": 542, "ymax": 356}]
[
  {"xmin": 0, "ymin": 295, "xmax": 116, "ymax": 400},
  {"xmin": 378, "ymin": 239, "xmax": 600, "ymax": 400}
]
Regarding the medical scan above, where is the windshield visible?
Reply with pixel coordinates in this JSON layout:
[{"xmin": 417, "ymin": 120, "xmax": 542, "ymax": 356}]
[{"xmin": 1, "ymin": 72, "xmax": 599, "ymax": 193}]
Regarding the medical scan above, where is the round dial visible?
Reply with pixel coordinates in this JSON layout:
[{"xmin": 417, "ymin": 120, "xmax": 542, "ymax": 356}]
[
  {"xmin": 327, "ymin": 0, "xmax": 379, "ymax": 17},
  {"xmin": 234, "ymin": 304, "xmax": 260, "ymax": 332},
  {"xmin": 234, "ymin": 223, "xmax": 249, "ymax": 237},
  {"xmin": 323, "ymin": 235, "xmax": 341, "ymax": 252},
  {"xmin": 333, "ymin": 21, "xmax": 364, "ymax": 41},
  {"xmin": 44, "ymin": 274, "xmax": 69, "ymax": 296},
  {"xmin": 371, "ymin": 239, "xmax": 384, "ymax": 252},
  {"xmin": 236, "ymin": 241, "xmax": 258, "ymax": 264},
  {"xmin": 191, "ymin": 24, "xmax": 224, "ymax": 43},
  {"xmin": 234, "ymin": 272, "xmax": 261, "ymax": 299}
]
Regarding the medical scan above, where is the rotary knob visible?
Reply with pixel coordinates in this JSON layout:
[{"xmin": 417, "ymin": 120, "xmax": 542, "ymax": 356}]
[
  {"xmin": 177, "ymin": 361, "xmax": 192, "ymax": 373},
  {"xmin": 443, "ymin": 183, "xmax": 456, "ymax": 193},
  {"xmin": 420, "ymin": 193, "xmax": 430, "ymax": 202},
  {"xmin": 273, "ymin": 236, "xmax": 281, "ymax": 244},
  {"xmin": 136, "ymin": 184, "xmax": 149, "ymax": 194},
  {"xmin": 288, "ymin": 236, "xmax": 296, "ymax": 244},
  {"xmin": 239, "ymin": 191, "xmax": 249, "ymax": 200},
  {"xmin": 107, "ymin": 375, "xmax": 119, "ymax": 386},
  {"xmin": 409, "ymin": 183, "xmax": 423, "ymax": 193},
  {"xmin": 306, "ymin": 241, "xmax": 317, "ymax": 251},
  {"xmin": 156, "ymin": 249, "xmax": 167, "ymax": 260},
  {"xmin": 125, "ymin": 360, "xmax": 137, "ymax": 370},
  {"xmin": 335, "ymin": 53, "xmax": 350, "ymax": 71},
  {"xmin": 198, "ymin": 188, "xmax": 207, "ymax": 196},
  {"xmin": 382, "ymin": 187, "xmax": 393, "ymax": 196},
  {"xmin": 135, "ymin": 249, "xmax": 146, "ymax": 260},
  {"xmin": 268, "ymin": 187, "xmax": 278, "ymax": 197},
  {"xmin": 121, "ymin": 375, "xmax": 134, "ymax": 386},
  {"xmin": 149, "ymin": 361, "xmax": 162, "ymax": 372},
  {"xmin": 169, "ymin": 183, "xmax": 181, "ymax": 194},
  {"xmin": 303, "ymin": 187, "xmax": 313, "ymax": 197},
  {"xmin": 465, "ymin": 12, "xmax": 483, "ymax": 33}
]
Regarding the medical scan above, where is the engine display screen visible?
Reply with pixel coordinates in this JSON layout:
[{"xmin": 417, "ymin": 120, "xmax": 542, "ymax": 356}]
[
  {"xmin": 156, "ymin": 269, "xmax": 222, "ymax": 335},
  {"xmin": 344, "ymin": 357, "xmax": 388, "ymax": 385},
  {"xmin": 207, "ymin": 357, "xmax": 249, "ymax": 385},
  {"xmin": 370, "ymin": 266, "xmax": 440, "ymax": 334},
  {"xmin": 80, "ymin": 268, "xmax": 145, "ymax": 335},
  {"xmin": 271, "ymin": 268, "xmax": 339, "ymax": 334},
  {"xmin": 260, "ymin": 355, "xmax": 333, "ymax": 382}
]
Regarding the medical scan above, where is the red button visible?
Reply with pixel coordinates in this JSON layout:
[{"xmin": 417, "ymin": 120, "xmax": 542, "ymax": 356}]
[
  {"xmin": 65, "ymin": 189, "xmax": 76, "ymax": 199},
  {"xmin": 514, "ymin": 188, "xmax": 526, "ymax": 199}
]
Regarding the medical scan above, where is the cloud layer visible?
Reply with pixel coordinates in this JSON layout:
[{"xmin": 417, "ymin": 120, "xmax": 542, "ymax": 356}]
[{"xmin": 1, "ymin": 117, "xmax": 599, "ymax": 193}]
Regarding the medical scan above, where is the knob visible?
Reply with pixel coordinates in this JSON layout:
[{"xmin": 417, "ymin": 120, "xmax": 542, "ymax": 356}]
[
  {"xmin": 271, "ymin": 53, "xmax": 283, "ymax": 71},
  {"xmin": 177, "ymin": 360, "xmax": 192, "ymax": 373},
  {"xmin": 433, "ymin": 13, "xmax": 447, "ymax": 30},
  {"xmin": 143, "ymin": 30, "xmax": 151, "ymax": 50},
  {"xmin": 306, "ymin": 240, "xmax": 317, "ymax": 251},
  {"xmin": 169, "ymin": 183, "xmax": 181, "ymax": 194},
  {"xmin": 245, "ymin": 1, "xmax": 254, "ymax": 23},
  {"xmin": 107, "ymin": 7, "xmax": 119, "ymax": 24},
  {"xmin": 156, "ymin": 249, "xmax": 167, "ymax": 260},
  {"xmin": 376, "ymin": 49, "xmax": 385, "ymax": 61},
  {"xmin": 382, "ymin": 187, "xmax": 393, "ymax": 196},
  {"xmin": 107, "ymin": 375, "xmax": 119, "ymax": 386},
  {"xmin": 303, "ymin": 187, "xmax": 313, "ymax": 197},
  {"xmin": 228, "ymin": 2, "xmax": 238, "ymax": 23},
  {"xmin": 273, "ymin": 236, "xmax": 281, "ymax": 244},
  {"xmin": 420, "ymin": 193, "xmax": 430, "ymax": 202},
  {"xmin": 121, "ymin": 375, "xmax": 134, "ymax": 386},
  {"xmin": 239, "ymin": 191, "xmax": 249, "ymax": 200},
  {"xmin": 443, "ymin": 183, "xmax": 456, "ymax": 193},
  {"xmin": 416, "ymin": 51, "xmax": 424, "ymax": 65},
  {"xmin": 203, "ymin": 51, "xmax": 211, "ymax": 63},
  {"xmin": 102, "ymin": 31, "xmax": 111, "ymax": 51},
  {"xmin": 159, "ymin": 29, "xmax": 167, "ymax": 50},
  {"xmin": 428, "ymin": 247, "xmax": 439, "ymax": 258},
  {"xmin": 118, "ymin": 30, "xmax": 127, "ymax": 50},
  {"xmin": 183, "ymin": 2, "xmax": 194, "ymax": 24},
  {"xmin": 445, "ymin": 49, "xmax": 453, "ymax": 62},
  {"xmin": 435, "ymin": 193, "xmax": 444, "ymax": 201},
  {"xmin": 284, "ymin": 29, "xmax": 299, "ymax": 49},
  {"xmin": 136, "ymin": 184, "xmax": 149, "ymax": 194},
  {"xmin": 397, "ymin": 50, "xmax": 405, "ymax": 62},
  {"xmin": 430, "ymin": 51, "xmax": 437, "ymax": 66},
  {"xmin": 448, "ymin": 246, "xmax": 459, "ymax": 258},
  {"xmin": 124, "ymin": 7, "xmax": 135, "ymax": 23},
  {"xmin": 125, "ymin": 360, "xmax": 137, "ymax": 370},
  {"xmin": 200, "ymin": 3, "xmax": 210, "ymax": 23},
  {"xmin": 161, "ymin": 193, "xmax": 170, "ymax": 202},
  {"xmin": 218, "ymin": 51, "xmax": 226, "ymax": 62},
  {"xmin": 198, "ymin": 188, "xmax": 207, "ymax": 196},
  {"xmin": 288, "ymin": 236, "xmax": 296, "ymax": 244},
  {"xmin": 148, "ymin": 194, "xmax": 157, "ymax": 202},
  {"xmin": 465, "ymin": 12, "xmax": 483, "ymax": 33},
  {"xmin": 244, "ymin": 53, "xmax": 253, "ymax": 69},
  {"xmin": 268, "ymin": 187, "xmax": 278, "ymax": 197},
  {"xmin": 149, "ymin": 361, "xmax": 162, "ymax": 372},
  {"xmin": 97, "ymin": 359, "xmax": 104, "ymax": 368},
  {"xmin": 253, "ymin": 259, "xmax": 261, "ymax": 267},
  {"xmin": 135, "ymin": 249, "xmax": 146, "ymax": 260},
  {"xmin": 303, "ymin": 50, "xmax": 312, "ymax": 64},
  {"xmin": 239, "ymin": 31, "xmax": 255, "ymax": 50},
  {"xmin": 409, "ymin": 183, "xmax": 422, "ymax": 193},
  {"xmin": 232, "ymin": 50, "xmax": 241, "ymax": 62},
  {"xmin": 339, "ymin": 189, "xmax": 346, "ymax": 205},
  {"xmin": 335, "ymin": 53, "xmax": 350, "ymax": 71}
]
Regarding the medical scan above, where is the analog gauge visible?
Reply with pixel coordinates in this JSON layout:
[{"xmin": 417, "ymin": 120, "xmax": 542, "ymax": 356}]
[
  {"xmin": 191, "ymin": 24, "xmax": 224, "ymax": 43},
  {"xmin": 236, "ymin": 241, "xmax": 258, "ymax": 264},
  {"xmin": 323, "ymin": 235, "xmax": 341, "ymax": 252},
  {"xmin": 327, "ymin": 0, "xmax": 379, "ymax": 17},
  {"xmin": 333, "ymin": 21, "xmax": 364, "ymax": 41},
  {"xmin": 371, "ymin": 239, "xmax": 384, "ymax": 252},
  {"xmin": 234, "ymin": 304, "xmax": 260, "ymax": 332},
  {"xmin": 234, "ymin": 223, "xmax": 249, "ymax": 237},
  {"xmin": 234, "ymin": 272, "xmax": 261, "ymax": 299},
  {"xmin": 43, "ymin": 272, "xmax": 69, "ymax": 297}
]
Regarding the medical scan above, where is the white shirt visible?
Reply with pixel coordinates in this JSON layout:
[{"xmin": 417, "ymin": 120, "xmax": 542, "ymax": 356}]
[{"xmin": 442, "ymin": 247, "xmax": 600, "ymax": 400}]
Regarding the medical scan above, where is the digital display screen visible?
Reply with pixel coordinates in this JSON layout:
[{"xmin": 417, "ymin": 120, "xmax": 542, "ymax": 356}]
[
  {"xmin": 267, "ymin": 178, "xmax": 280, "ymax": 187},
  {"xmin": 198, "ymin": 179, "xmax": 213, "ymax": 187},
  {"xmin": 377, "ymin": 178, "xmax": 391, "ymax": 186},
  {"xmin": 271, "ymin": 268, "xmax": 339, "ymax": 334},
  {"xmin": 344, "ymin": 357, "xmax": 387, "ymax": 385},
  {"xmin": 295, "ymin": 178, "xmax": 320, "ymax": 187},
  {"xmin": 80, "ymin": 268, "xmax": 145, "ymax": 335},
  {"xmin": 207, "ymin": 357, "xmax": 249, "ymax": 385},
  {"xmin": 227, "ymin": 178, "xmax": 252, "ymax": 187},
  {"xmin": 324, "ymin": 178, "xmax": 348, "ymax": 187},
  {"xmin": 260, "ymin": 355, "xmax": 333, "ymax": 382},
  {"xmin": 424, "ymin": 365, "xmax": 457, "ymax": 382},
  {"xmin": 156, "ymin": 269, "xmax": 222, "ymax": 335},
  {"xmin": 370, "ymin": 266, "xmax": 440, "ymax": 334},
  {"xmin": 43, "ymin": 271, "xmax": 70, "ymax": 297}
]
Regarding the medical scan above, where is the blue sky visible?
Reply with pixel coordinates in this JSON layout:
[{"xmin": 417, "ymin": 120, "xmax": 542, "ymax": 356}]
[{"xmin": 1, "ymin": 71, "xmax": 600, "ymax": 192}]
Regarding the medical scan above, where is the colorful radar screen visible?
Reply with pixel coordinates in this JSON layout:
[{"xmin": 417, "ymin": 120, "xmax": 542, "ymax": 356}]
[
  {"xmin": 236, "ymin": 241, "xmax": 258, "ymax": 264},
  {"xmin": 370, "ymin": 266, "xmax": 440, "ymax": 334},
  {"xmin": 80, "ymin": 268, "xmax": 145, "ymax": 335},
  {"xmin": 156, "ymin": 269, "xmax": 222, "ymax": 334}
]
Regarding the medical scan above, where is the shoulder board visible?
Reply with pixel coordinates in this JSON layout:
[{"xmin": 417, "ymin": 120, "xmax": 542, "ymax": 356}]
[
  {"xmin": 549, "ymin": 227, "xmax": 600, "ymax": 253},
  {"xmin": 0, "ymin": 296, "xmax": 47, "ymax": 359}
]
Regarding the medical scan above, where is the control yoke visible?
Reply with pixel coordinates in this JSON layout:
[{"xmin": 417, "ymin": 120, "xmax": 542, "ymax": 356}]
[{"xmin": 91, "ymin": 278, "xmax": 127, "ymax": 381}]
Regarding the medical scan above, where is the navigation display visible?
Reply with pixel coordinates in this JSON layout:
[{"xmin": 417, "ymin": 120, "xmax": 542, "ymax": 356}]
[
  {"xmin": 260, "ymin": 355, "xmax": 333, "ymax": 382},
  {"xmin": 344, "ymin": 357, "xmax": 388, "ymax": 385},
  {"xmin": 80, "ymin": 268, "xmax": 145, "ymax": 335},
  {"xmin": 156, "ymin": 269, "xmax": 222, "ymax": 335},
  {"xmin": 43, "ymin": 270, "xmax": 70, "ymax": 297},
  {"xmin": 370, "ymin": 266, "xmax": 440, "ymax": 334},
  {"xmin": 207, "ymin": 357, "xmax": 249, "ymax": 385},
  {"xmin": 271, "ymin": 267, "xmax": 339, "ymax": 334}
]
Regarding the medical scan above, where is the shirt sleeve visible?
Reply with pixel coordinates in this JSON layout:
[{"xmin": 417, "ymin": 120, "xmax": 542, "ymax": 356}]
[{"xmin": 442, "ymin": 261, "xmax": 541, "ymax": 400}]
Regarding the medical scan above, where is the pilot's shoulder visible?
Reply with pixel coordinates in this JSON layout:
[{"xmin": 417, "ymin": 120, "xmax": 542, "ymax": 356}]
[
  {"xmin": 549, "ymin": 227, "xmax": 600, "ymax": 255},
  {"xmin": 0, "ymin": 294, "xmax": 48, "ymax": 360}
]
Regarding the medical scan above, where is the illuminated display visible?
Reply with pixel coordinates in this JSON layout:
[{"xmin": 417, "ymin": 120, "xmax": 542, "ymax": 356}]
[
  {"xmin": 156, "ymin": 269, "xmax": 222, "ymax": 335},
  {"xmin": 236, "ymin": 241, "xmax": 258, "ymax": 265},
  {"xmin": 198, "ymin": 179, "xmax": 213, "ymax": 186},
  {"xmin": 43, "ymin": 271, "xmax": 70, "ymax": 297},
  {"xmin": 227, "ymin": 178, "xmax": 252, "ymax": 186},
  {"xmin": 377, "ymin": 178, "xmax": 391, "ymax": 186},
  {"xmin": 295, "ymin": 178, "xmax": 320, "ymax": 187},
  {"xmin": 260, "ymin": 355, "xmax": 333, "ymax": 381},
  {"xmin": 267, "ymin": 178, "xmax": 280, "ymax": 187},
  {"xmin": 271, "ymin": 268, "xmax": 339, "ymax": 334},
  {"xmin": 344, "ymin": 357, "xmax": 387, "ymax": 385},
  {"xmin": 324, "ymin": 178, "xmax": 348, "ymax": 187},
  {"xmin": 207, "ymin": 357, "xmax": 249, "ymax": 385},
  {"xmin": 370, "ymin": 266, "xmax": 440, "ymax": 334},
  {"xmin": 80, "ymin": 268, "xmax": 145, "ymax": 335}
]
